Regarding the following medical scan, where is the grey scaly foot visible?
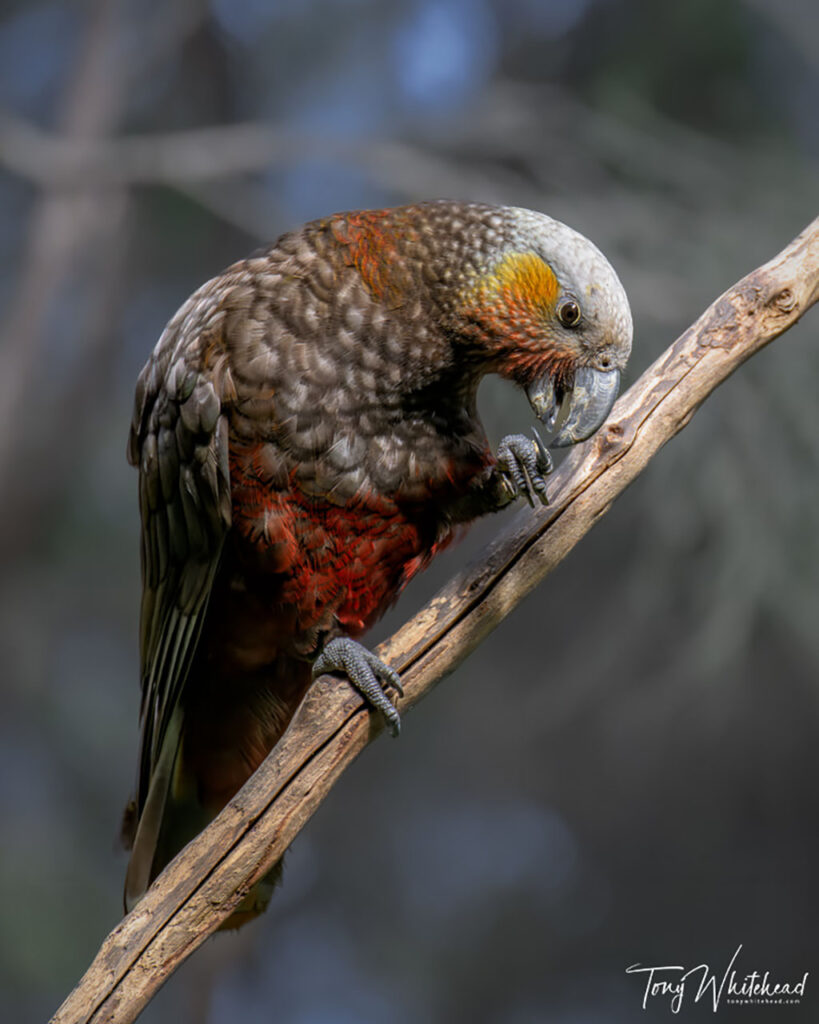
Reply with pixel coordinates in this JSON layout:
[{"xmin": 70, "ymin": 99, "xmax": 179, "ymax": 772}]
[
  {"xmin": 313, "ymin": 637, "xmax": 404, "ymax": 737},
  {"xmin": 496, "ymin": 427, "xmax": 553, "ymax": 507}
]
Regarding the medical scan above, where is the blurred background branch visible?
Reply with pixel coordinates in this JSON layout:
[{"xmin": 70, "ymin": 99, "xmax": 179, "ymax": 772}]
[{"xmin": 0, "ymin": 1, "xmax": 130, "ymax": 545}]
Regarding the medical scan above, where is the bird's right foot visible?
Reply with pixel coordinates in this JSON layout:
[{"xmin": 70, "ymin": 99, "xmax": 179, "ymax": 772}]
[{"xmin": 496, "ymin": 428, "xmax": 553, "ymax": 507}]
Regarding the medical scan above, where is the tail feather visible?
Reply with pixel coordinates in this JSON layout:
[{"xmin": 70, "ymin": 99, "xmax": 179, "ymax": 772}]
[
  {"xmin": 123, "ymin": 656, "xmax": 312, "ymax": 927},
  {"xmin": 124, "ymin": 706, "xmax": 186, "ymax": 911}
]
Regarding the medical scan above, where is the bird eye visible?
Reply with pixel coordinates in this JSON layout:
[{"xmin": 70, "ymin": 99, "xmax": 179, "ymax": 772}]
[{"xmin": 558, "ymin": 299, "xmax": 581, "ymax": 328}]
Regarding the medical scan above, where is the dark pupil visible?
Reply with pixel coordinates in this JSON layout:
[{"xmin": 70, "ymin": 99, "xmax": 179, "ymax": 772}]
[{"xmin": 561, "ymin": 301, "xmax": 579, "ymax": 325}]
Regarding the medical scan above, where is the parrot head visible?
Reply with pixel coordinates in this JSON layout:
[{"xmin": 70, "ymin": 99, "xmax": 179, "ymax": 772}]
[{"xmin": 444, "ymin": 204, "xmax": 633, "ymax": 447}]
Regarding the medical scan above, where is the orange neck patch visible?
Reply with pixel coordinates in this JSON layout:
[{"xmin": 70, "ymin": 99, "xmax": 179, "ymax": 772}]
[
  {"xmin": 455, "ymin": 250, "xmax": 570, "ymax": 384},
  {"xmin": 457, "ymin": 250, "xmax": 561, "ymax": 361},
  {"xmin": 469, "ymin": 250, "xmax": 560, "ymax": 312}
]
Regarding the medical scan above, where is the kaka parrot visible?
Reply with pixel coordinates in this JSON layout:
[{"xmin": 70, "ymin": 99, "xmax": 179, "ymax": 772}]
[{"xmin": 122, "ymin": 201, "xmax": 632, "ymax": 926}]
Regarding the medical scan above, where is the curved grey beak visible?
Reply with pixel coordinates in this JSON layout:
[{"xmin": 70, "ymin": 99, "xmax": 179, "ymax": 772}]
[
  {"xmin": 526, "ymin": 367, "xmax": 620, "ymax": 448},
  {"xmin": 550, "ymin": 367, "xmax": 620, "ymax": 447}
]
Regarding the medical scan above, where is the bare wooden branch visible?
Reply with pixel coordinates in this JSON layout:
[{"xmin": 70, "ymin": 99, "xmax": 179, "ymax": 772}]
[{"xmin": 52, "ymin": 217, "xmax": 819, "ymax": 1024}]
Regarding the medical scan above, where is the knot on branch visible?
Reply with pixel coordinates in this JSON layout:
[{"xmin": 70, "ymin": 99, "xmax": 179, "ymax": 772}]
[
  {"xmin": 768, "ymin": 286, "xmax": 796, "ymax": 315},
  {"xmin": 594, "ymin": 419, "xmax": 628, "ymax": 458}
]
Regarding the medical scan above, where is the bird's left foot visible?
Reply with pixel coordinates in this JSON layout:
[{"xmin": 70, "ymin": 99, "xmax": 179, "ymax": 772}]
[
  {"xmin": 496, "ymin": 428, "xmax": 553, "ymax": 507},
  {"xmin": 312, "ymin": 637, "xmax": 404, "ymax": 737}
]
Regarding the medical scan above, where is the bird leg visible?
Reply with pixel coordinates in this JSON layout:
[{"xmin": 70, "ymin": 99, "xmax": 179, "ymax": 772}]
[
  {"xmin": 312, "ymin": 637, "xmax": 404, "ymax": 736},
  {"xmin": 496, "ymin": 428, "xmax": 553, "ymax": 507}
]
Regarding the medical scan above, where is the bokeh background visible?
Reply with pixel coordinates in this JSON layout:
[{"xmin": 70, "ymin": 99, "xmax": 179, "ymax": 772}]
[{"xmin": 1, "ymin": 1, "xmax": 818, "ymax": 1021}]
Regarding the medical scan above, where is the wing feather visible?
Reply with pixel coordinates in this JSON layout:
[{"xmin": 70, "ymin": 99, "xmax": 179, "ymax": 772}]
[{"xmin": 128, "ymin": 312, "xmax": 233, "ymax": 814}]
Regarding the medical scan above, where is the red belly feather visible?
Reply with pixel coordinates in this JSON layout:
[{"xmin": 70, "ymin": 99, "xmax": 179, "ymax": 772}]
[{"xmin": 229, "ymin": 448, "xmax": 452, "ymax": 643}]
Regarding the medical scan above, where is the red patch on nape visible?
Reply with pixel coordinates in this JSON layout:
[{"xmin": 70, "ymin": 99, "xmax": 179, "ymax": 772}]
[{"xmin": 331, "ymin": 209, "xmax": 418, "ymax": 307}]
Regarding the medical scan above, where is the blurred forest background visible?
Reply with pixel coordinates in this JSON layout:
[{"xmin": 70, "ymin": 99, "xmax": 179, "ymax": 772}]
[{"xmin": 1, "ymin": 0, "xmax": 818, "ymax": 1021}]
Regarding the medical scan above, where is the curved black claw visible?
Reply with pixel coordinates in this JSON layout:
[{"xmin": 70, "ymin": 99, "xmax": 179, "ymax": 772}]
[
  {"xmin": 313, "ymin": 637, "xmax": 404, "ymax": 737},
  {"xmin": 496, "ymin": 429, "xmax": 553, "ymax": 507}
]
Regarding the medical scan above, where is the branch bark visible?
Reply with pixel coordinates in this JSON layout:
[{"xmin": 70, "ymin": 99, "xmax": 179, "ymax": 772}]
[{"xmin": 52, "ymin": 217, "xmax": 819, "ymax": 1023}]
